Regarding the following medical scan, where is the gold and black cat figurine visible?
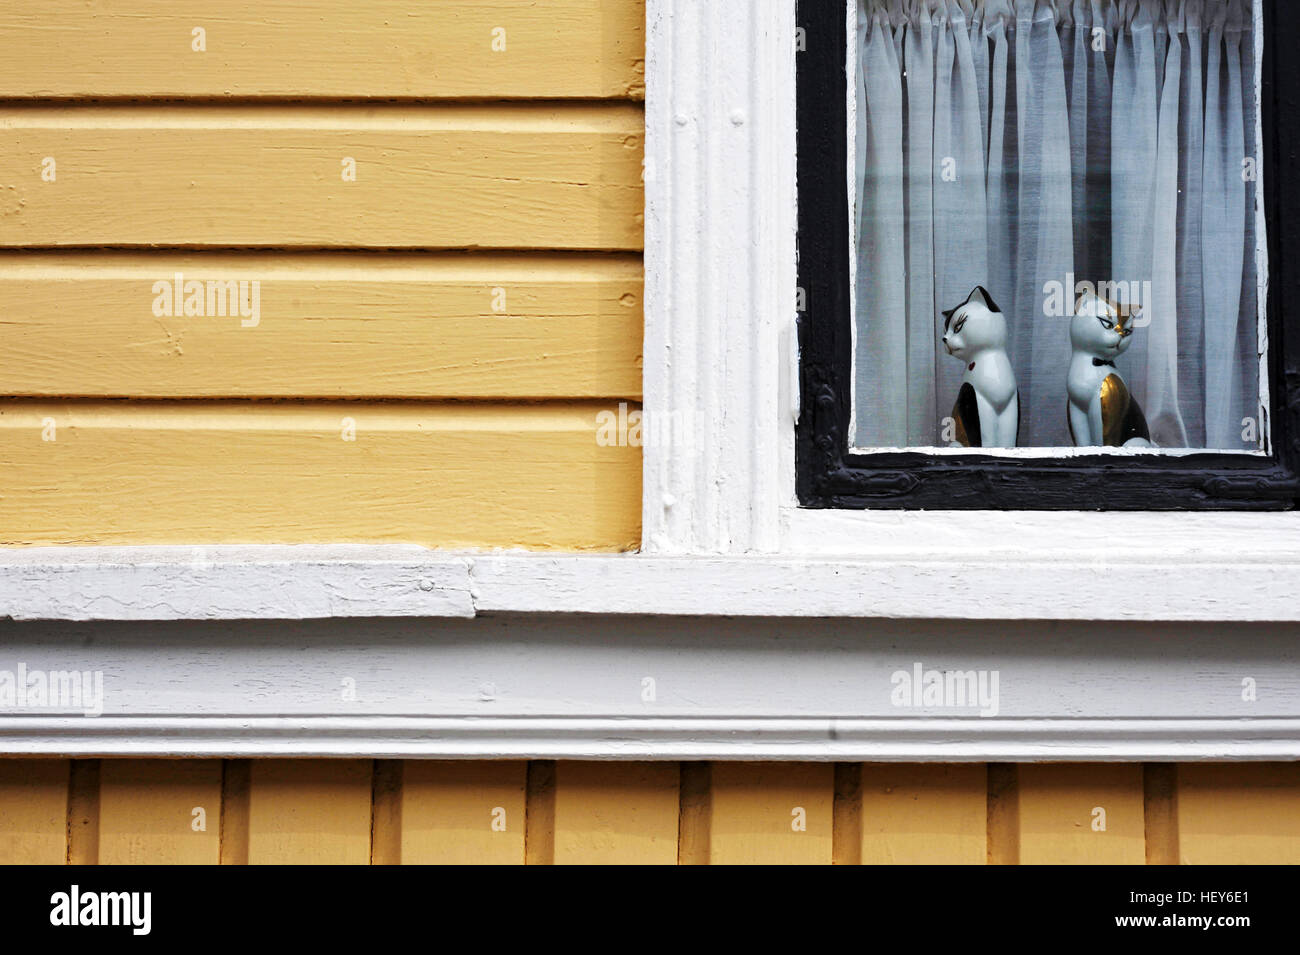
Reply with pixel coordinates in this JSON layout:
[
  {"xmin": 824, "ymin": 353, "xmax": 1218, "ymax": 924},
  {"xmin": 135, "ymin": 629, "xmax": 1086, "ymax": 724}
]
[
  {"xmin": 1066, "ymin": 290, "xmax": 1152, "ymax": 448},
  {"xmin": 941, "ymin": 286, "xmax": 1019, "ymax": 448}
]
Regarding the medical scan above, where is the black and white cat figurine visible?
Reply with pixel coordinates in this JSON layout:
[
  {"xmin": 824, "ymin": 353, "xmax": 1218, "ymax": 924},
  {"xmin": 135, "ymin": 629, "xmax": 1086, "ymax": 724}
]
[
  {"xmin": 941, "ymin": 286, "xmax": 1019, "ymax": 448},
  {"xmin": 1067, "ymin": 290, "xmax": 1152, "ymax": 448}
]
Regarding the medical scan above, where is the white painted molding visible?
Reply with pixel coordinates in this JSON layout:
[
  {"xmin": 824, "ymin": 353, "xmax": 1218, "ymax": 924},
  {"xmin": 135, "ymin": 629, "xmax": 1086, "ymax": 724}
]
[
  {"xmin": 1, "ymin": 615, "xmax": 1296, "ymax": 759},
  {"xmin": 8, "ymin": 521, "xmax": 1300, "ymax": 620},
  {"xmin": 4, "ymin": 716, "xmax": 1298, "ymax": 760},
  {"xmin": 643, "ymin": 0, "xmax": 795, "ymax": 554}
]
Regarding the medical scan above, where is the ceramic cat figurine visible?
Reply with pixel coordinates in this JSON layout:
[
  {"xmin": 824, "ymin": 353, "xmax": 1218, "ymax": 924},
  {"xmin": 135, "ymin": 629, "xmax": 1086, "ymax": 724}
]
[
  {"xmin": 941, "ymin": 286, "xmax": 1019, "ymax": 448},
  {"xmin": 1067, "ymin": 290, "xmax": 1152, "ymax": 448}
]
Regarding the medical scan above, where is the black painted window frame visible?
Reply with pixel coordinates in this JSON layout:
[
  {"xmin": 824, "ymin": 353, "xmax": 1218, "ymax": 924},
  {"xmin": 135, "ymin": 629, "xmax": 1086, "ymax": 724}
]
[{"xmin": 795, "ymin": 0, "xmax": 1300, "ymax": 511}]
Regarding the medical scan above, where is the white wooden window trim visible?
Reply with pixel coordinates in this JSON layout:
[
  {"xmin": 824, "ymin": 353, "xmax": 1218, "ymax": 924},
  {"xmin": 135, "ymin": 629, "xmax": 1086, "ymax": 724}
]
[{"xmin": 640, "ymin": 0, "xmax": 1300, "ymax": 598}]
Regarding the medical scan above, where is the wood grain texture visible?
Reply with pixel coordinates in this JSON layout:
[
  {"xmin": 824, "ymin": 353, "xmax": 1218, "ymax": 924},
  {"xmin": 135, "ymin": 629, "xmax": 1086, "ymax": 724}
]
[
  {"xmin": 0, "ymin": 253, "xmax": 643, "ymax": 399},
  {"xmin": 0, "ymin": 106, "xmax": 644, "ymax": 250},
  {"xmin": 98, "ymin": 759, "xmax": 222, "ymax": 864},
  {"xmin": 0, "ymin": 1, "xmax": 646, "ymax": 100},
  {"xmin": 1176, "ymin": 763, "xmax": 1300, "ymax": 864},
  {"xmin": 857, "ymin": 763, "xmax": 986, "ymax": 865},
  {"xmin": 0, "ymin": 759, "xmax": 69, "ymax": 864},
  {"xmin": 0, "ymin": 401, "xmax": 641, "ymax": 549},
  {"xmin": 552, "ymin": 761, "xmax": 678, "ymax": 864},
  {"xmin": 708, "ymin": 762, "xmax": 833, "ymax": 864},
  {"xmin": 400, "ymin": 761, "xmax": 526, "ymax": 865},
  {"xmin": 246, "ymin": 759, "xmax": 372, "ymax": 864},
  {"xmin": 1017, "ymin": 764, "xmax": 1145, "ymax": 865}
]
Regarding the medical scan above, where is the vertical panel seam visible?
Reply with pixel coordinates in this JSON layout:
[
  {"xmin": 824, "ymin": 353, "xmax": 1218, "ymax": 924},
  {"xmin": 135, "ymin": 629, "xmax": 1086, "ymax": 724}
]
[
  {"xmin": 524, "ymin": 760, "xmax": 556, "ymax": 865},
  {"xmin": 677, "ymin": 760, "xmax": 711, "ymax": 865},
  {"xmin": 987, "ymin": 763, "xmax": 1019, "ymax": 865},
  {"xmin": 832, "ymin": 762, "xmax": 863, "ymax": 865},
  {"xmin": 66, "ymin": 758, "xmax": 100, "ymax": 866},
  {"xmin": 1143, "ymin": 762, "xmax": 1180, "ymax": 865},
  {"xmin": 219, "ymin": 758, "xmax": 250, "ymax": 865}
]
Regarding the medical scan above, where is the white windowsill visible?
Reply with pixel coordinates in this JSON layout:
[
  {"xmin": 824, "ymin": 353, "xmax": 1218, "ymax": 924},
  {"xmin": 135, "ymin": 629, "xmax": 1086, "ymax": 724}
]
[{"xmin": 6, "ymin": 509, "xmax": 1300, "ymax": 622}]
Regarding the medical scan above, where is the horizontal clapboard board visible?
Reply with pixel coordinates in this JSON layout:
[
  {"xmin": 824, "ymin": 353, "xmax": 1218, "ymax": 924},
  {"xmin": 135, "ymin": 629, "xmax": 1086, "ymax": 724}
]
[
  {"xmin": 0, "ymin": 253, "xmax": 642, "ymax": 398},
  {"xmin": 0, "ymin": 0, "xmax": 646, "ymax": 100},
  {"xmin": 0, "ymin": 105, "xmax": 644, "ymax": 250},
  {"xmin": 0, "ymin": 402, "xmax": 641, "ymax": 549}
]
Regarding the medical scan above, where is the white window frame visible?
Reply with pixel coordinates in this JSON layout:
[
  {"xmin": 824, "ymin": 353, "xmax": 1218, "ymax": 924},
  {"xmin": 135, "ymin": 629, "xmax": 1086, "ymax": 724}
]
[
  {"xmin": 640, "ymin": 0, "xmax": 1300, "ymax": 614},
  {"xmin": 1, "ymin": 0, "xmax": 1298, "ymax": 759}
]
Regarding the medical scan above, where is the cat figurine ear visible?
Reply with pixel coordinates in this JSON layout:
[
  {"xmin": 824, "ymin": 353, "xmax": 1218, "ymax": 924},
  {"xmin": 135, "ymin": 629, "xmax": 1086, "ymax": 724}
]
[
  {"xmin": 1067, "ymin": 290, "xmax": 1152, "ymax": 448},
  {"xmin": 941, "ymin": 286, "xmax": 1019, "ymax": 448}
]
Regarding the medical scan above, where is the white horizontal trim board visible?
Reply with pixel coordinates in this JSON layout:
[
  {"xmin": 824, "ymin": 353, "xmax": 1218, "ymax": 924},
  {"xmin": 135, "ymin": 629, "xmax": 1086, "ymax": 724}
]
[
  {"xmin": 6, "ymin": 516, "xmax": 1300, "ymax": 620},
  {"xmin": 0, "ymin": 615, "xmax": 1296, "ymax": 759},
  {"xmin": 0, "ymin": 546, "xmax": 474, "ymax": 621}
]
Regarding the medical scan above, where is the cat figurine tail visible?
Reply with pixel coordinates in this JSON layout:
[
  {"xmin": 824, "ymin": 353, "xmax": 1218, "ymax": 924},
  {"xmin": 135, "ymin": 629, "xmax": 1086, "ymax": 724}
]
[
  {"xmin": 1067, "ymin": 289, "xmax": 1152, "ymax": 448},
  {"xmin": 941, "ymin": 286, "xmax": 1019, "ymax": 448}
]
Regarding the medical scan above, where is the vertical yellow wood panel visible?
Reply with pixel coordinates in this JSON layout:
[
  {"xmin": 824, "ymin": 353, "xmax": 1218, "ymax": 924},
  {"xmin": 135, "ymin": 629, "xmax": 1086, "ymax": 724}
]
[
  {"xmin": 708, "ymin": 763, "xmax": 833, "ymax": 865},
  {"xmin": 1176, "ymin": 763, "xmax": 1300, "ymax": 864},
  {"xmin": 858, "ymin": 764, "xmax": 986, "ymax": 864},
  {"xmin": 0, "ymin": 759, "xmax": 68, "ymax": 864},
  {"xmin": 400, "ymin": 761, "xmax": 526, "ymax": 865},
  {"xmin": 247, "ymin": 760, "xmax": 372, "ymax": 865},
  {"xmin": 1018, "ymin": 764, "xmax": 1145, "ymax": 865},
  {"xmin": 97, "ymin": 759, "xmax": 222, "ymax": 864},
  {"xmin": 552, "ymin": 762, "xmax": 678, "ymax": 865}
]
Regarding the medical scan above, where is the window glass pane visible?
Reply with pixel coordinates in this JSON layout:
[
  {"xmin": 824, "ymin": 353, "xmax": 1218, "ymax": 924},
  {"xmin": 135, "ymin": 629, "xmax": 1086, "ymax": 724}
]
[{"xmin": 851, "ymin": 0, "xmax": 1265, "ymax": 452}]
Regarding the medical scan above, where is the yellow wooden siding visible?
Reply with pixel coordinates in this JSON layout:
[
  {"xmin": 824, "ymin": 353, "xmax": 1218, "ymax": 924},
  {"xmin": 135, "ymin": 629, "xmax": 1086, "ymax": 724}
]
[
  {"xmin": 0, "ymin": 758, "xmax": 69, "ymax": 864},
  {"xmin": 399, "ymin": 761, "xmax": 527, "ymax": 865},
  {"xmin": 0, "ymin": 106, "xmax": 643, "ymax": 251},
  {"xmin": 0, "ymin": 1, "xmax": 646, "ymax": 100},
  {"xmin": 244, "ymin": 760, "xmax": 373, "ymax": 864},
  {"xmin": 550, "ymin": 762, "xmax": 679, "ymax": 864},
  {"xmin": 0, "ymin": 1, "xmax": 643, "ymax": 551},
  {"xmin": 3, "ymin": 759, "xmax": 1298, "ymax": 863},
  {"xmin": 0, "ymin": 253, "xmax": 642, "ymax": 400},
  {"xmin": 707, "ymin": 762, "xmax": 834, "ymax": 864},
  {"xmin": 854, "ymin": 763, "xmax": 986, "ymax": 865},
  {"xmin": 1175, "ymin": 763, "xmax": 1300, "ymax": 864},
  {"xmin": 1016, "ymin": 764, "xmax": 1146, "ymax": 865},
  {"xmin": 98, "ymin": 759, "xmax": 222, "ymax": 865},
  {"xmin": 0, "ymin": 402, "xmax": 640, "ymax": 549}
]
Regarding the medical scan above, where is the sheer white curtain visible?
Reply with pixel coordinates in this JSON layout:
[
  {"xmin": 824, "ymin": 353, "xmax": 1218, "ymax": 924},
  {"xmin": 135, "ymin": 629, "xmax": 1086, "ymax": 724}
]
[{"xmin": 853, "ymin": 0, "xmax": 1259, "ymax": 449}]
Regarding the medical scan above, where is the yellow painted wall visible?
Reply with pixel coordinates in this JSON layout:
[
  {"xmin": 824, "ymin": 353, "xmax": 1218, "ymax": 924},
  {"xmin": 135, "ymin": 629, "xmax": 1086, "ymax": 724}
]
[
  {"xmin": 3, "ymin": 760, "xmax": 1299, "ymax": 864},
  {"xmin": 0, "ymin": 0, "xmax": 644, "ymax": 551}
]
